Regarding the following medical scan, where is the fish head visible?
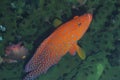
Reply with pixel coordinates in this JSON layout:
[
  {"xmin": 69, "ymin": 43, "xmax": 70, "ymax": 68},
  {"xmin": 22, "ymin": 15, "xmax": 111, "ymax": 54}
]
[{"xmin": 73, "ymin": 13, "xmax": 92, "ymax": 39}]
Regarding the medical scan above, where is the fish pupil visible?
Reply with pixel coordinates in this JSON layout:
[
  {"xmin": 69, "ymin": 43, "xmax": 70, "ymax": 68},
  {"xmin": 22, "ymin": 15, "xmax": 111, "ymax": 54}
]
[{"xmin": 78, "ymin": 23, "xmax": 81, "ymax": 27}]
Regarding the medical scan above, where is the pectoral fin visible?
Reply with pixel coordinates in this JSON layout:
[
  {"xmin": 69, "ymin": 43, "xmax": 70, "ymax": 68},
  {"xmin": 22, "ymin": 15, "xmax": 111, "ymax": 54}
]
[
  {"xmin": 69, "ymin": 44, "xmax": 86, "ymax": 60},
  {"xmin": 76, "ymin": 46, "xmax": 86, "ymax": 60}
]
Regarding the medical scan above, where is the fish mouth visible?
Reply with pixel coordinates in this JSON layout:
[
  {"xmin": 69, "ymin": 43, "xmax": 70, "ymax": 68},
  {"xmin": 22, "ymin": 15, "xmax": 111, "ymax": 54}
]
[
  {"xmin": 82, "ymin": 13, "xmax": 92, "ymax": 22},
  {"xmin": 87, "ymin": 13, "xmax": 92, "ymax": 21}
]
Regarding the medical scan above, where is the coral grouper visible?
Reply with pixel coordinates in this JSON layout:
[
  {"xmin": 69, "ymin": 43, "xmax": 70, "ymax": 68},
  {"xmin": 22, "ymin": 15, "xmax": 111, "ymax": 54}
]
[{"xmin": 24, "ymin": 13, "xmax": 92, "ymax": 80}]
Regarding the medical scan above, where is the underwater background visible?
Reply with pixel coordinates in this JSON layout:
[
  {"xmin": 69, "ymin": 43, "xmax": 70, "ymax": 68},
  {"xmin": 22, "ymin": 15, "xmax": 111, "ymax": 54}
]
[{"xmin": 0, "ymin": 0, "xmax": 120, "ymax": 80}]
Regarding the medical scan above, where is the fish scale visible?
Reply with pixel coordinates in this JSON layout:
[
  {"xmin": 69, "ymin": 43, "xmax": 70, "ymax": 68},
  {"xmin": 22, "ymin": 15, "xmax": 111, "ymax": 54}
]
[
  {"xmin": 25, "ymin": 45, "xmax": 50, "ymax": 72},
  {"xmin": 24, "ymin": 49, "xmax": 60, "ymax": 80}
]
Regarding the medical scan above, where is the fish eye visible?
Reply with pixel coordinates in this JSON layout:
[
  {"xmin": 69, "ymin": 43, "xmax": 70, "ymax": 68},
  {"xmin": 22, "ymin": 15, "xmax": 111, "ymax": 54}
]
[{"xmin": 78, "ymin": 23, "xmax": 81, "ymax": 27}]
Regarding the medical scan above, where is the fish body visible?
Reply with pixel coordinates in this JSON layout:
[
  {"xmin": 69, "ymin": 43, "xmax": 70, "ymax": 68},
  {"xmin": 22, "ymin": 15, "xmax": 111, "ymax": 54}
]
[{"xmin": 24, "ymin": 13, "xmax": 92, "ymax": 80}]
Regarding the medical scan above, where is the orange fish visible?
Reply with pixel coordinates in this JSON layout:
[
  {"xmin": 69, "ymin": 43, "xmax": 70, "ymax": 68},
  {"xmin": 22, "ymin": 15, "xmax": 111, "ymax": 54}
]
[{"xmin": 24, "ymin": 13, "xmax": 92, "ymax": 80}]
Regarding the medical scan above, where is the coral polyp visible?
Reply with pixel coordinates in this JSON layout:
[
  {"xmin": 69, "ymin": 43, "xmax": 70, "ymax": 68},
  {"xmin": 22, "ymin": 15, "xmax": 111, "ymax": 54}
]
[{"xmin": 5, "ymin": 42, "xmax": 29, "ymax": 60}]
